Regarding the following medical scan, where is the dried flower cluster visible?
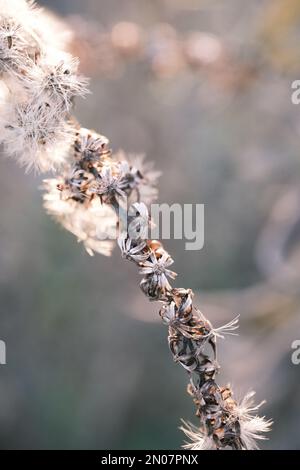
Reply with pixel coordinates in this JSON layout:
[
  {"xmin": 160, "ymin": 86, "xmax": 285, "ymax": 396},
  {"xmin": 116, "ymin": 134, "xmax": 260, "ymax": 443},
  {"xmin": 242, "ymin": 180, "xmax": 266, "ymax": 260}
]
[
  {"xmin": 0, "ymin": 0, "xmax": 272, "ymax": 450},
  {"xmin": 0, "ymin": 0, "xmax": 88, "ymax": 172},
  {"xmin": 117, "ymin": 230, "xmax": 272, "ymax": 449},
  {"xmin": 43, "ymin": 127, "xmax": 160, "ymax": 256},
  {"xmin": 68, "ymin": 17, "xmax": 257, "ymax": 89}
]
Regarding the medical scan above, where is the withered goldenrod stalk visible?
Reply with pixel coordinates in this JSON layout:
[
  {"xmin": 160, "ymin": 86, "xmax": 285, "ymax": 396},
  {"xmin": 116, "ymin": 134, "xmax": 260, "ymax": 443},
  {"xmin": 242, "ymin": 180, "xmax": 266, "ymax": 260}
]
[{"xmin": 0, "ymin": 0, "xmax": 272, "ymax": 449}]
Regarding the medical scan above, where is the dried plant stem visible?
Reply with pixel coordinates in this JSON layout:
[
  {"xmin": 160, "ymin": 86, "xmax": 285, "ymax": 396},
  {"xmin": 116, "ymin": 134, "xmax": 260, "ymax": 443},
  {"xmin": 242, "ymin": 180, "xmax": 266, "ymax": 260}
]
[
  {"xmin": 0, "ymin": 0, "xmax": 272, "ymax": 450},
  {"xmin": 110, "ymin": 196, "xmax": 271, "ymax": 450}
]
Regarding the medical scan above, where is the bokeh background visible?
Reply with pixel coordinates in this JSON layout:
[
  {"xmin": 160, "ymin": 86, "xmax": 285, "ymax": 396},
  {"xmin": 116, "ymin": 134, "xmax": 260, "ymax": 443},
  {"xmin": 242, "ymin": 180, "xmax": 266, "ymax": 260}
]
[{"xmin": 1, "ymin": 0, "xmax": 300, "ymax": 449}]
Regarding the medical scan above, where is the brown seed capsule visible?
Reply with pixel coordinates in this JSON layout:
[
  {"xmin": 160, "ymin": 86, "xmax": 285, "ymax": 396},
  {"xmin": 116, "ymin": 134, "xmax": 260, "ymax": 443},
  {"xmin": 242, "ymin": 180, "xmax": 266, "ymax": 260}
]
[
  {"xmin": 220, "ymin": 387, "xmax": 232, "ymax": 401},
  {"xmin": 148, "ymin": 239, "xmax": 163, "ymax": 251}
]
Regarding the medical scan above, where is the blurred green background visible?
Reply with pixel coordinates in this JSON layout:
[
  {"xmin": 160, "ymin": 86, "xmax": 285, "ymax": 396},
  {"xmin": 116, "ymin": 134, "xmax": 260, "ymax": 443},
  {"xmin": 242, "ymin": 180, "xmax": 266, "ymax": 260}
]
[{"xmin": 1, "ymin": 0, "xmax": 300, "ymax": 449}]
